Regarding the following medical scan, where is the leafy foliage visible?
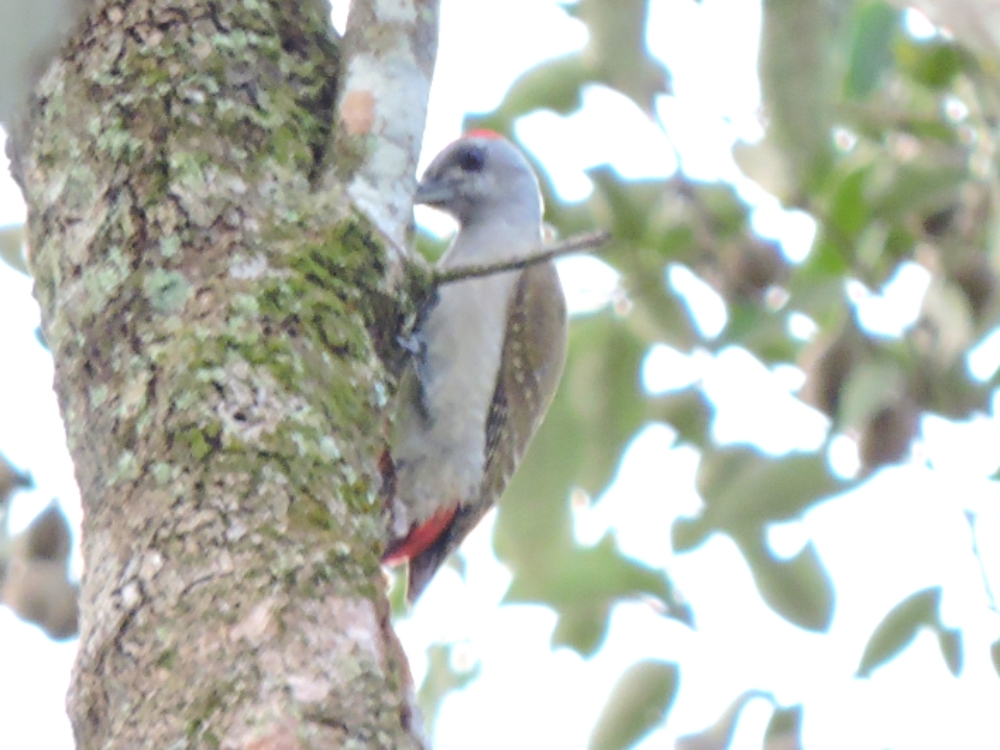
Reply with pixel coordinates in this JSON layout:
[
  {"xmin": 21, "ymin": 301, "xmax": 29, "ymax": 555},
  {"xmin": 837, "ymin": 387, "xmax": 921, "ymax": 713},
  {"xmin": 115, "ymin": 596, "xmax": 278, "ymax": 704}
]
[
  {"xmin": 2, "ymin": 0, "xmax": 1000, "ymax": 746},
  {"xmin": 676, "ymin": 691, "xmax": 776, "ymax": 750},
  {"xmin": 0, "ymin": 454, "xmax": 76, "ymax": 640},
  {"xmin": 417, "ymin": 644, "xmax": 482, "ymax": 740},
  {"xmin": 0, "ymin": 225, "xmax": 27, "ymax": 275},
  {"xmin": 415, "ymin": 0, "xmax": 1000, "ymax": 745},
  {"xmin": 588, "ymin": 659, "xmax": 679, "ymax": 750},
  {"xmin": 857, "ymin": 586, "xmax": 962, "ymax": 678}
]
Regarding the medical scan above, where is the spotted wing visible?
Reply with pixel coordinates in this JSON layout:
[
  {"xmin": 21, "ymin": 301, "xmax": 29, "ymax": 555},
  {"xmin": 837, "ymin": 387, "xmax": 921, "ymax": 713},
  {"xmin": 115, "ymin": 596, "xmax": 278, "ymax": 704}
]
[{"xmin": 406, "ymin": 261, "xmax": 568, "ymax": 600}]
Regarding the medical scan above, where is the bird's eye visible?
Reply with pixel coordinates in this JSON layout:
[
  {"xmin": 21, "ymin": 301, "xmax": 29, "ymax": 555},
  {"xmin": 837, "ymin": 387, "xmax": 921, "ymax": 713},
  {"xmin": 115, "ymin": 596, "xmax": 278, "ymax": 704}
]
[{"xmin": 456, "ymin": 145, "xmax": 486, "ymax": 173}]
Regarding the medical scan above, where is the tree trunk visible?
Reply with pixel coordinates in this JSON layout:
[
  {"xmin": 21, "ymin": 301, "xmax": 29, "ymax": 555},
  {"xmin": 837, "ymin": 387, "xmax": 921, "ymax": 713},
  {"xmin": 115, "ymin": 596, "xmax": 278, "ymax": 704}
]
[{"xmin": 6, "ymin": 0, "xmax": 436, "ymax": 746}]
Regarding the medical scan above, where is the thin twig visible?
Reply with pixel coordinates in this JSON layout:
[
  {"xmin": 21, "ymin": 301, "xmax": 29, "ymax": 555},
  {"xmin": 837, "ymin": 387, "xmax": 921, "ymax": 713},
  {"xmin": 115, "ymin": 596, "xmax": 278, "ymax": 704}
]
[
  {"xmin": 433, "ymin": 230, "xmax": 612, "ymax": 286},
  {"xmin": 965, "ymin": 509, "xmax": 1000, "ymax": 617}
]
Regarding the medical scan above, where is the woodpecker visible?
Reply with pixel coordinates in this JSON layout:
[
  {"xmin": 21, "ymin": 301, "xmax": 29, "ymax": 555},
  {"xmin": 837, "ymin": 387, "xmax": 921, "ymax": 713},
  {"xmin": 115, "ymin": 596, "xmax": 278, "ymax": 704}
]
[{"xmin": 383, "ymin": 131, "xmax": 568, "ymax": 601}]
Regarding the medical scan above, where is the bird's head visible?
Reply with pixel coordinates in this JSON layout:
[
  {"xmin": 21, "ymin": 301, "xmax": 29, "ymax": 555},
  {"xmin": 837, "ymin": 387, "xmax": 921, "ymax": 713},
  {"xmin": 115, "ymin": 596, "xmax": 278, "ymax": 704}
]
[{"xmin": 414, "ymin": 130, "xmax": 543, "ymax": 228}]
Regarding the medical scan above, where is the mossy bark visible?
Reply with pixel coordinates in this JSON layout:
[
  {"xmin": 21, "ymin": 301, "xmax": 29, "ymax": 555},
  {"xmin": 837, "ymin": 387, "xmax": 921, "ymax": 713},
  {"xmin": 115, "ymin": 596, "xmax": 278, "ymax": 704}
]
[{"xmin": 7, "ymin": 0, "xmax": 428, "ymax": 747}]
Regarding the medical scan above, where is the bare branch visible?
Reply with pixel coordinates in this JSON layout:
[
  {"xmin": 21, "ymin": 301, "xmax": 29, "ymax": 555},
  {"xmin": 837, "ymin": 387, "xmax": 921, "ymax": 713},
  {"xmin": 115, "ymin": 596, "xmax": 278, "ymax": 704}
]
[
  {"xmin": 433, "ymin": 230, "xmax": 612, "ymax": 286},
  {"xmin": 965, "ymin": 510, "xmax": 1000, "ymax": 617},
  {"xmin": 334, "ymin": 0, "xmax": 440, "ymax": 248}
]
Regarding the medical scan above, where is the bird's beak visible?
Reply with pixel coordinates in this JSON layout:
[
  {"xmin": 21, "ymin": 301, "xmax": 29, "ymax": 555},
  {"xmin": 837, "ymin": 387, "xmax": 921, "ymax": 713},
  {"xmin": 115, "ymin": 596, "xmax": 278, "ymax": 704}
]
[{"xmin": 414, "ymin": 177, "xmax": 456, "ymax": 207}]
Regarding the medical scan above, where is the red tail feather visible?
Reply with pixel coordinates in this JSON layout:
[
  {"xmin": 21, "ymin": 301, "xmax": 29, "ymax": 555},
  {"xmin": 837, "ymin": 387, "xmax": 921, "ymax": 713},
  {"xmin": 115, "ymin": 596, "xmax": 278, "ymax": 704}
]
[{"xmin": 383, "ymin": 505, "xmax": 459, "ymax": 565}]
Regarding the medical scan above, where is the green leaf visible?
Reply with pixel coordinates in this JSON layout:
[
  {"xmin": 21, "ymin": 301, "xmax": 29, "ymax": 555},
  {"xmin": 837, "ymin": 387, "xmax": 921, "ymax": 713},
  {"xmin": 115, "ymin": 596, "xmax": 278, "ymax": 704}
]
[
  {"xmin": 468, "ymin": 54, "xmax": 589, "ymax": 133},
  {"xmin": 829, "ymin": 167, "xmax": 870, "ymax": 238},
  {"xmin": 495, "ymin": 309, "xmax": 645, "ymax": 572},
  {"xmin": 561, "ymin": 312, "xmax": 651, "ymax": 495},
  {"xmin": 765, "ymin": 704, "xmax": 804, "ymax": 750},
  {"xmin": 845, "ymin": 3, "xmax": 900, "ymax": 99},
  {"xmin": 723, "ymin": 304, "xmax": 799, "ymax": 365},
  {"xmin": 650, "ymin": 388, "xmax": 712, "ymax": 447},
  {"xmin": 990, "ymin": 638, "xmax": 1000, "ymax": 678},
  {"xmin": 837, "ymin": 358, "xmax": 906, "ymax": 431},
  {"xmin": 626, "ymin": 279, "xmax": 701, "ymax": 352},
  {"xmin": 937, "ymin": 627, "xmax": 963, "ymax": 676},
  {"xmin": 732, "ymin": 138, "xmax": 795, "ymax": 203},
  {"xmin": 0, "ymin": 453, "xmax": 33, "ymax": 505},
  {"xmin": 676, "ymin": 690, "xmax": 772, "ymax": 750},
  {"xmin": 0, "ymin": 0, "xmax": 81, "ymax": 123},
  {"xmin": 496, "ymin": 311, "xmax": 673, "ymax": 574},
  {"xmin": 385, "ymin": 566, "xmax": 409, "ymax": 617},
  {"xmin": 470, "ymin": 0, "xmax": 670, "ymax": 131},
  {"xmin": 694, "ymin": 446, "xmax": 846, "ymax": 531},
  {"xmin": 550, "ymin": 603, "xmax": 610, "ymax": 656},
  {"xmin": 493, "ymin": 384, "xmax": 580, "ymax": 568},
  {"xmin": 918, "ymin": 278, "xmax": 976, "ymax": 366},
  {"xmin": 871, "ymin": 165, "xmax": 967, "ymax": 223},
  {"xmin": 413, "ymin": 229, "xmax": 449, "ymax": 265},
  {"xmin": 857, "ymin": 586, "xmax": 941, "ymax": 677},
  {"xmin": 588, "ymin": 167, "xmax": 668, "ymax": 243},
  {"xmin": 693, "ymin": 182, "xmax": 750, "ymax": 235},
  {"xmin": 898, "ymin": 116, "xmax": 959, "ymax": 143},
  {"xmin": 796, "ymin": 238, "xmax": 851, "ymax": 283},
  {"xmin": 671, "ymin": 515, "xmax": 711, "ymax": 554},
  {"xmin": 564, "ymin": 0, "xmax": 671, "ymax": 115},
  {"xmin": 0, "ymin": 224, "xmax": 28, "ymax": 275},
  {"xmin": 759, "ymin": 0, "xmax": 845, "ymax": 192},
  {"xmin": 588, "ymin": 659, "xmax": 679, "ymax": 750},
  {"xmin": 506, "ymin": 533, "xmax": 692, "ymax": 655},
  {"xmin": 737, "ymin": 532, "xmax": 835, "ymax": 632},
  {"xmin": 580, "ymin": 170, "xmax": 706, "ymax": 350},
  {"xmin": 417, "ymin": 643, "xmax": 482, "ymax": 739},
  {"xmin": 897, "ymin": 39, "xmax": 964, "ymax": 90}
]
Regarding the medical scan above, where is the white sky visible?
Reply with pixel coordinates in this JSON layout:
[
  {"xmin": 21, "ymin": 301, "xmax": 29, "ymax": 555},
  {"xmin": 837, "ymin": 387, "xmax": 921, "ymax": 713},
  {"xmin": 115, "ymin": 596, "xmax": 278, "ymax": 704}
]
[{"xmin": 2, "ymin": 1, "xmax": 1000, "ymax": 749}]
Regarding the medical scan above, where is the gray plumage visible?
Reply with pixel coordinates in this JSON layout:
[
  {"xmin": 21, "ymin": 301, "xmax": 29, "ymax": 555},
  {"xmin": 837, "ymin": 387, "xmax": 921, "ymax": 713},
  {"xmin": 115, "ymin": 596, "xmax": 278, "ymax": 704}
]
[{"xmin": 385, "ymin": 134, "xmax": 568, "ymax": 601}]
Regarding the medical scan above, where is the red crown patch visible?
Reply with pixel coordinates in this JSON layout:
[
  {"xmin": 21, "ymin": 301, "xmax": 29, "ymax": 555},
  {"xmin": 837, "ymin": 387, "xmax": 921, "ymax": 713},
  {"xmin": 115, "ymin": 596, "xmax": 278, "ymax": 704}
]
[{"xmin": 464, "ymin": 128, "xmax": 504, "ymax": 140}]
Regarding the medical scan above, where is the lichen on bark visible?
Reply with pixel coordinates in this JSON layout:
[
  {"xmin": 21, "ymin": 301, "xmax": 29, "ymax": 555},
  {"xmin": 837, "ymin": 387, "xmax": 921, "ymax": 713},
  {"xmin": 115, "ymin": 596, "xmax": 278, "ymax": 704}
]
[{"xmin": 7, "ymin": 0, "xmax": 429, "ymax": 747}]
